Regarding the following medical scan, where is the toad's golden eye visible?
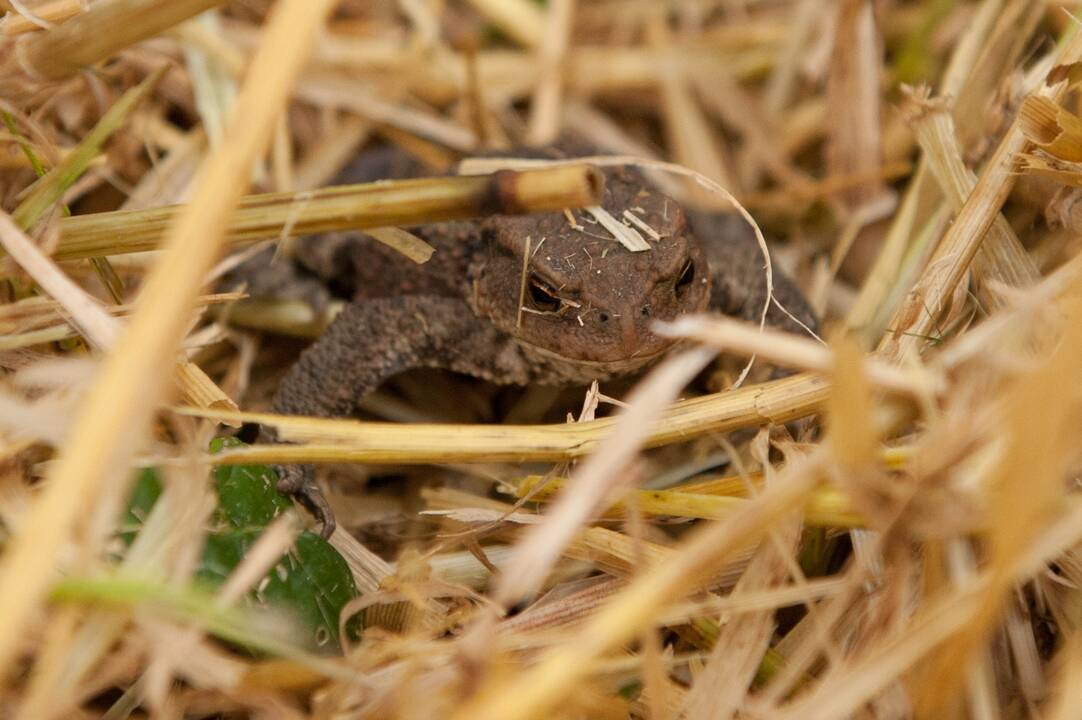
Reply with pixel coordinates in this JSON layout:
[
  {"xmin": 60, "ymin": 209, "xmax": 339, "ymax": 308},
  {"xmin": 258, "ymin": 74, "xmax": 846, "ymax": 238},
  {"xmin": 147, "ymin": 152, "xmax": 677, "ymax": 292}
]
[
  {"xmin": 675, "ymin": 258, "xmax": 695, "ymax": 295},
  {"xmin": 528, "ymin": 275, "xmax": 562, "ymax": 312}
]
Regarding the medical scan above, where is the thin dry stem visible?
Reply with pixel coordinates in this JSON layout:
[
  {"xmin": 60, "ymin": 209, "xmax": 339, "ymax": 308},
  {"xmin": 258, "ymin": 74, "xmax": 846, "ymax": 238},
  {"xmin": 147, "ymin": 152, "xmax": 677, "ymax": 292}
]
[
  {"xmin": 0, "ymin": 212, "xmax": 235, "ymax": 412},
  {"xmin": 845, "ymin": 0, "xmax": 1040, "ymax": 338},
  {"xmin": 825, "ymin": 0, "xmax": 883, "ymax": 207},
  {"xmin": 490, "ymin": 347, "xmax": 718, "ymax": 607},
  {"xmin": 516, "ymin": 476, "xmax": 864, "ymax": 529},
  {"xmin": 902, "ymin": 86, "xmax": 1039, "ymax": 312}
]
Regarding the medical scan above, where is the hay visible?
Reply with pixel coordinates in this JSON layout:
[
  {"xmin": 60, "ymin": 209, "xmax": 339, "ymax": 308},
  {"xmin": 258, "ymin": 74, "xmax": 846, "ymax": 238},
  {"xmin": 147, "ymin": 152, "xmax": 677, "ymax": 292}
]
[{"xmin": 1, "ymin": 1, "xmax": 1081, "ymax": 718}]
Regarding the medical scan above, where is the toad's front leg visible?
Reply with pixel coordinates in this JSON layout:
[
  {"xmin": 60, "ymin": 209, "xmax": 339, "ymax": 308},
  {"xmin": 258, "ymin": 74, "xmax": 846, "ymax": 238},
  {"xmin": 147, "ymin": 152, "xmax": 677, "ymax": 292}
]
[{"xmin": 263, "ymin": 295, "xmax": 529, "ymax": 536}]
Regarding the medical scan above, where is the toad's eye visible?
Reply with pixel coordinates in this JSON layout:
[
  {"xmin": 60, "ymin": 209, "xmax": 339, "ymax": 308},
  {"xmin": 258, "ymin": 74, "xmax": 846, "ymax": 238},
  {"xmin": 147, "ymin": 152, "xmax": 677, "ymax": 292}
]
[
  {"xmin": 528, "ymin": 275, "xmax": 562, "ymax": 312},
  {"xmin": 675, "ymin": 258, "xmax": 696, "ymax": 295}
]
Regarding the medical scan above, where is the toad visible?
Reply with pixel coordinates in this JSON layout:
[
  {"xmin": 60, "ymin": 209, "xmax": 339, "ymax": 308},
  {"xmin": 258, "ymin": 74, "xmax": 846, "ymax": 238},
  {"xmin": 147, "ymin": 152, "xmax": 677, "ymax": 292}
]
[{"xmin": 248, "ymin": 148, "xmax": 818, "ymax": 536}]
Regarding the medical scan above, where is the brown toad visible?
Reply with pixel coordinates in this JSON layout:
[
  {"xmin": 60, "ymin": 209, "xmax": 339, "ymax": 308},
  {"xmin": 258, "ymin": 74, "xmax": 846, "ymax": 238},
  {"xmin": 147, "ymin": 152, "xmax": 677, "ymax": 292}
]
[{"xmin": 249, "ymin": 148, "xmax": 817, "ymax": 535}]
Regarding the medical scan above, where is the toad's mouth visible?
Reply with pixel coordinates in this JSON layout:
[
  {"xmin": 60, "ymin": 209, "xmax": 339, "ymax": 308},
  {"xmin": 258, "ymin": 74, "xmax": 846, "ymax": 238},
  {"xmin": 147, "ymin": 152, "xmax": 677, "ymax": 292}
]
[{"xmin": 513, "ymin": 337, "xmax": 678, "ymax": 374}]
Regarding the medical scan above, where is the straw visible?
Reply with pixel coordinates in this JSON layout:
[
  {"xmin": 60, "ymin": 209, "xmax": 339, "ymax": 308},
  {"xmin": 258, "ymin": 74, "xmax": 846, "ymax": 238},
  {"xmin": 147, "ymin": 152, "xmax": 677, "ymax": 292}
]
[{"xmin": 0, "ymin": 0, "xmax": 340, "ymax": 680}]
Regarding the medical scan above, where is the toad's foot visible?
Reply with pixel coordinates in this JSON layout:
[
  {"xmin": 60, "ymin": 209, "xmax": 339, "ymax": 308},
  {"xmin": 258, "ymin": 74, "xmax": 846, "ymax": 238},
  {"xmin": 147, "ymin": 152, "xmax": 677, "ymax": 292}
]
[{"xmin": 274, "ymin": 462, "xmax": 336, "ymax": 539}]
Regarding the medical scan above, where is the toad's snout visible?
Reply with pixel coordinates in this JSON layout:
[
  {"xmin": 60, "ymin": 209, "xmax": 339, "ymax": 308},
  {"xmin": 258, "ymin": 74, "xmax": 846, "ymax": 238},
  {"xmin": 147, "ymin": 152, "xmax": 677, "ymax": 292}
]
[{"xmin": 619, "ymin": 315, "xmax": 640, "ymax": 356}]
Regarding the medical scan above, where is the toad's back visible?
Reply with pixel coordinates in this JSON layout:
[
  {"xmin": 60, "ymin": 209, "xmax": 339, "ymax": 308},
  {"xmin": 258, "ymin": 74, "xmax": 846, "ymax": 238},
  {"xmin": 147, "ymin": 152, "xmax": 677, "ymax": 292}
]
[{"xmin": 288, "ymin": 148, "xmax": 480, "ymax": 301}]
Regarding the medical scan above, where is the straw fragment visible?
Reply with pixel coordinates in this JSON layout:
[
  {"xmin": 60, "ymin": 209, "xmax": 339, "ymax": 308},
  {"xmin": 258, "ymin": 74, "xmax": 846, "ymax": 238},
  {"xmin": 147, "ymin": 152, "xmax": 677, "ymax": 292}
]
[
  {"xmin": 768, "ymin": 497, "xmax": 1082, "ymax": 719},
  {"xmin": 681, "ymin": 506, "xmax": 800, "ymax": 718},
  {"xmin": 825, "ymin": 0, "xmax": 884, "ymax": 207},
  {"xmin": 462, "ymin": 0, "xmax": 545, "ymax": 48},
  {"xmin": 526, "ymin": 0, "xmax": 574, "ymax": 144},
  {"xmin": 1, "ymin": 0, "xmax": 84, "ymax": 36},
  {"xmin": 364, "ymin": 227, "xmax": 435, "ymax": 264},
  {"xmin": 0, "ymin": 70, "xmax": 233, "ymax": 414},
  {"xmin": 583, "ymin": 206, "xmax": 650, "ymax": 252},
  {"xmin": 901, "ymin": 86, "xmax": 1039, "ymax": 306},
  {"xmin": 502, "ymin": 348, "xmax": 718, "ymax": 611},
  {"xmin": 11, "ymin": 68, "xmax": 165, "ymax": 231},
  {"xmin": 844, "ymin": 0, "xmax": 1036, "ymax": 337},
  {"xmin": 295, "ymin": 75, "xmax": 477, "ymax": 150},
  {"xmin": 452, "ymin": 454, "xmax": 822, "ymax": 720},
  {"xmin": 515, "ymin": 476, "xmax": 864, "ymax": 528},
  {"xmin": 659, "ymin": 315, "xmax": 940, "ymax": 399},
  {"xmin": 1019, "ymin": 95, "xmax": 1082, "ymax": 162},
  {"xmin": 1017, "ymin": 152, "xmax": 1082, "ymax": 187},
  {"xmin": 20, "ymin": 0, "xmax": 227, "ymax": 79},
  {"xmin": 421, "ymin": 487, "xmax": 752, "ymax": 589},
  {"xmin": 911, "ymin": 284, "xmax": 1082, "ymax": 715},
  {"xmin": 52, "ymin": 164, "xmax": 603, "ymax": 261}
]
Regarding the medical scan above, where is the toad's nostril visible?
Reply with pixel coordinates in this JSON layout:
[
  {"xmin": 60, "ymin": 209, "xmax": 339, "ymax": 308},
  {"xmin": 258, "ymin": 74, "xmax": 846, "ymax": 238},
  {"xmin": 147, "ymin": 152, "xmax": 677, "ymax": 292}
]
[
  {"xmin": 599, "ymin": 312, "xmax": 610, "ymax": 323},
  {"xmin": 641, "ymin": 306, "xmax": 651, "ymax": 317}
]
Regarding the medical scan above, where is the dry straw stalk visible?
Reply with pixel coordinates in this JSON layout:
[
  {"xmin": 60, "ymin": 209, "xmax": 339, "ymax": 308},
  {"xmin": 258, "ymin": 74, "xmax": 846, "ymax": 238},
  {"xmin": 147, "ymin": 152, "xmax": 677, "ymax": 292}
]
[
  {"xmin": 882, "ymin": 29, "xmax": 1082, "ymax": 360},
  {"xmin": 452, "ymin": 454, "xmax": 823, "ymax": 720},
  {"xmin": 515, "ymin": 476, "xmax": 864, "ymax": 528},
  {"xmin": 4, "ymin": 1, "xmax": 1082, "ymax": 717},
  {"xmin": 177, "ymin": 371, "xmax": 829, "ymax": 465},
  {"xmin": 0, "ymin": 0, "xmax": 84, "ymax": 36},
  {"xmin": 0, "ymin": 0, "xmax": 340, "ymax": 680},
  {"xmin": 52, "ymin": 164, "xmax": 602, "ymax": 261},
  {"xmin": 19, "ymin": 0, "xmax": 227, "ymax": 79}
]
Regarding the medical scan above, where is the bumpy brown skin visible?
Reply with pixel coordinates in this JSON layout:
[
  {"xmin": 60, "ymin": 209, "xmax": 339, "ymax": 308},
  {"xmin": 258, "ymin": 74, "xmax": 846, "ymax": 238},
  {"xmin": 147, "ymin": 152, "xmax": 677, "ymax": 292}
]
[
  {"xmin": 689, "ymin": 210, "xmax": 815, "ymax": 336},
  {"xmin": 260, "ymin": 148, "xmax": 818, "ymax": 536}
]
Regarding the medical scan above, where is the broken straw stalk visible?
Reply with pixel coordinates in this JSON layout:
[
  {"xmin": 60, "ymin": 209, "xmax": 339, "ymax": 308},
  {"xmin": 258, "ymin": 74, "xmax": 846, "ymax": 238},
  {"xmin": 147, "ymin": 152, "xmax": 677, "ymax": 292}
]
[
  {"xmin": 173, "ymin": 371, "xmax": 830, "ymax": 465},
  {"xmin": 880, "ymin": 29, "xmax": 1082, "ymax": 361},
  {"xmin": 0, "ymin": 291, "xmax": 243, "ymax": 350},
  {"xmin": 50, "ymin": 164, "xmax": 603, "ymax": 261},
  {"xmin": 515, "ymin": 475, "xmax": 864, "ymax": 529},
  {"xmin": 15, "ymin": 0, "xmax": 228, "ymax": 80}
]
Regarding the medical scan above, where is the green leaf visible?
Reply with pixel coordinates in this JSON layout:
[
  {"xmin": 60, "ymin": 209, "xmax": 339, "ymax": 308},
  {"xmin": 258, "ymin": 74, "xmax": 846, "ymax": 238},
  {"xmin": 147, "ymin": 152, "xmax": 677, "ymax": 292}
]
[
  {"xmin": 119, "ymin": 468, "xmax": 161, "ymax": 545},
  {"xmin": 196, "ymin": 528, "xmax": 358, "ymax": 652},
  {"xmin": 121, "ymin": 438, "xmax": 359, "ymax": 651},
  {"xmin": 197, "ymin": 530, "xmax": 254, "ymax": 586},
  {"xmin": 1, "ymin": 111, "xmax": 48, "ymax": 177},
  {"xmin": 261, "ymin": 533, "xmax": 358, "ymax": 651},
  {"xmin": 209, "ymin": 436, "xmax": 291, "ymax": 529}
]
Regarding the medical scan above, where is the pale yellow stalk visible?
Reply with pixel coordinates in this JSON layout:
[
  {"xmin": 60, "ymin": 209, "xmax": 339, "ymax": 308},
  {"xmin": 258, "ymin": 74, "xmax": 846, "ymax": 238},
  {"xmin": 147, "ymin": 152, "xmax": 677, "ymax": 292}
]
[
  {"xmin": 0, "ymin": 0, "xmax": 340, "ymax": 680},
  {"xmin": 173, "ymin": 371, "xmax": 829, "ymax": 466},
  {"xmin": 22, "ymin": 0, "xmax": 228, "ymax": 79}
]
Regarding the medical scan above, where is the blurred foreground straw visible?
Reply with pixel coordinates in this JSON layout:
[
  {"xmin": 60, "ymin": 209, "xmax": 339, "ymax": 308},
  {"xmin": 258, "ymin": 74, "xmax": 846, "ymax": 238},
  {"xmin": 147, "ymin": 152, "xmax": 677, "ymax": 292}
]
[
  {"xmin": 18, "ymin": 0, "xmax": 227, "ymax": 79},
  {"xmin": 0, "ymin": 0, "xmax": 339, "ymax": 683}
]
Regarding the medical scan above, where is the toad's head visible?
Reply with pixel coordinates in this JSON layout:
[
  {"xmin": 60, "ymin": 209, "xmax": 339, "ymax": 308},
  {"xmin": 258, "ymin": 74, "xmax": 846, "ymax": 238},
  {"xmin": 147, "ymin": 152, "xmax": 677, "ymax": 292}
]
[{"xmin": 471, "ymin": 166, "xmax": 711, "ymax": 373}]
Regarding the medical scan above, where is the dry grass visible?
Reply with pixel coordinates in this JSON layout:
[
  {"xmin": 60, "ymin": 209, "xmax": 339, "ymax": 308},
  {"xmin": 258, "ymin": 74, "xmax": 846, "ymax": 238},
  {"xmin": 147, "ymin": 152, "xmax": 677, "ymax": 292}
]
[{"xmin": 1, "ymin": 1, "xmax": 1081, "ymax": 719}]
